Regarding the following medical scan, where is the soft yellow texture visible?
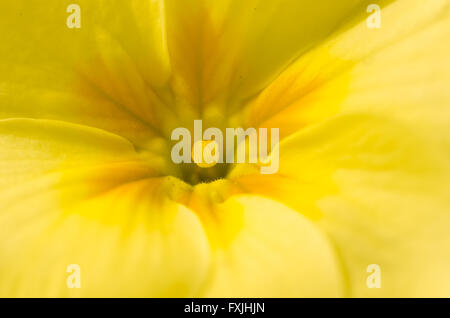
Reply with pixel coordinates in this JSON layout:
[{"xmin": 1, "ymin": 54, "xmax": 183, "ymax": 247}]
[
  {"xmin": 0, "ymin": 0, "xmax": 450, "ymax": 297},
  {"xmin": 199, "ymin": 196, "xmax": 344, "ymax": 297},
  {"xmin": 232, "ymin": 0, "xmax": 450, "ymax": 297}
]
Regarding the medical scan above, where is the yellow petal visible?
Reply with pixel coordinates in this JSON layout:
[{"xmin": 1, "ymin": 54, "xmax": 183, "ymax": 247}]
[
  {"xmin": 0, "ymin": 0, "xmax": 173, "ymax": 146},
  {"xmin": 333, "ymin": 0, "xmax": 450, "ymax": 140},
  {"xmin": 187, "ymin": 188, "xmax": 344, "ymax": 297},
  {"xmin": 245, "ymin": 0, "xmax": 450, "ymax": 140},
  {"xmin": 0, "ymin": 179, "xmax": 210, "ymax": 297},
  {"xmin": 164, "ymin": 0, "xmax": 366, "ymax": 115},
  {"xmin": 232, "ymin": 0, "xmax": 450, "ymax": 296},
  {"xmin": 0, "ymin": 118, "xmax": 147, "ymax": 188},
  {"xmin": 234, "ymin": 114, "xmax": 450, "ymax": 297},
  {"xmin": 0, "ymin": 118, "xmax": 210, "ymax": 297},
  {"xmin": 0, "ymin": 160, "xmax": 208, "ymax": 297}
]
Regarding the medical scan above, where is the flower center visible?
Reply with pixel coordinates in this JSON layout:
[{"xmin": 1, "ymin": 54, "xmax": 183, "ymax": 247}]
[
  {"xmin": 192, "ymin": 140, "xmax": 220, "ymax": 168},
  {"xmin": 74, "ymin": 51, "xmax": 250, "ymax": 186}
]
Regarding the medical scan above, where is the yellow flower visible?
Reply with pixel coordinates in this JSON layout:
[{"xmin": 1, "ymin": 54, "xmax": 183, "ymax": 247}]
[{"xmin": 1, "ymin": 0, "xmax": 450, "ymax": 297}]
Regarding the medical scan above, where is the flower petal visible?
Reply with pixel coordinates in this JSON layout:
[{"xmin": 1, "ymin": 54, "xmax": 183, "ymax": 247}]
[
  {"xmin": 0, "ymin": 118, "xmax": 211, "ymax": 297},
  {"xmin": 0, "ymin": 0, "xmax": 172, "ymax": 145},
  {"xmin": 233, "ymin": 113, "xmax": 450, "ymax": 297},
  {"xmin": 164, "ymin": 0, "xmax": 365, "ymax": 115},
  {"xmin": 245, "ymin": 0, "xmax": 449, "ymax": 140},
  {"xmin": 0, "ymin": 176, "xmax": 210, "ymax": 297},
  {"xmin": 0, "ymin": 118, "xmax": 145, "ymax": 188},
  {"xmin": 233, "ymin": 1, "xmax": 450, "ymax": 296},
  {"xmin": 187, "ymin": 191, "xmax": 344, "ymax": 297}
]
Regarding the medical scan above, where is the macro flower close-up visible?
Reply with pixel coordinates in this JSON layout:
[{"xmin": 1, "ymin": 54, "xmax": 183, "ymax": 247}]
[{"xmin": 1, "ymin": 0, "xmax": 450, "ymax": 298}]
